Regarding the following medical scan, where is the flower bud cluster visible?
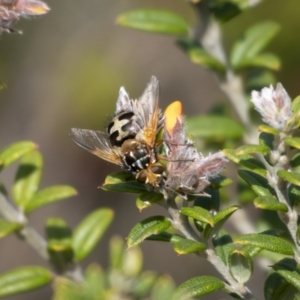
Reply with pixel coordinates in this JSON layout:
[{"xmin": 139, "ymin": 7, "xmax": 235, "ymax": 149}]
[{"xmin": 0, "ymin": 0, "xmax": 49, "ymax": 34}]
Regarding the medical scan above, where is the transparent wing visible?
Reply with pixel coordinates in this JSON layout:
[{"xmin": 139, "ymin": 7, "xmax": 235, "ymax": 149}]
[
  {"xmin": 134, "ymin": 76, "xmax": 161, "ymax": 145},
  {"xmin": 70, "ymin": 128, "xmax": 123, "ymax": 166}
]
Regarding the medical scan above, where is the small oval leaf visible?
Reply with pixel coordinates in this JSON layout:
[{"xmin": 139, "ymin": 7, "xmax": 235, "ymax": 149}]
[
  {"xmin": 25, "ymin": 185, "xmax": 77, "ymax": 213},
  {"xmin": 72, "ymin": 208, "xmax": 114, "ymax": 261},
  {"xmin": 284, "ymin": 137, "xmax": 300, "ymax": 150},
  {"xmin": 181, "ymin": 207, "xmax": 214, "ymax": 226},
  {"xmin": 235, "ymin": 144, "xmax": 270, "ymax": 155},
  {"xmin": 136, "ymin": 192, "xmax": 163, "ymax": 211},
  {"xmin": 117, "ymin": 9, "xmax": 189, "ymax": 35},
  {"xmin": 235, "ymin": 234, "xmax": 294, "ymax": 256},
  {"xmin": 254, "ymin": 196, "xmax": 288, "ymax": 212},
  {"xmin": 0, "ymin": 266, "xmax": 52, "ymax": 297},
  {"xmin": 0, "ymin": 219, "xmax": 22, "ymax": 238},
  {"xmin": 173, "ymin": 276, "xmax": 224, "ymax": 300},
  {"xmin": 127, "ymin": 216, "xmax": 171, "ymax": 248},
  {"xmin": 172, "ymin": 239, "xmax": 206, "ymax": 255},
  {"xmin": 13, "ymin": 150, "xmax": 43, "ymax": 208},
  {"xmin": 229, "ymin": 250, "xmax": 253, "ymax": 284},
  {"xmin": 0, "ymin": 141, "xmax": 37, "ymax": 169},
  {"xmin": 277, "ymin": 170, "xmax": 300, "ymax": 186},
  {"xmin": 276, "ymin": 270, "xmax": 300, "ymax": 292}
]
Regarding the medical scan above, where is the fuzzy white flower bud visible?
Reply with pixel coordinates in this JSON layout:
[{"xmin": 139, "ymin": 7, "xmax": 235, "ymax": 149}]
[{"xmin": 251, "ymin": 83, "xmax": 292, "ymax": 130}]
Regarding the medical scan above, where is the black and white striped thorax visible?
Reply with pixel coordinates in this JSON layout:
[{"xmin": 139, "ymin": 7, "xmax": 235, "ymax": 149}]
[
  {"xmin": 121, "ymin": 140, "xmax": 156, "ymax": 173},
  {"xmin": 107, "ymin": 111, "xmax": 142, "ymax": 147}
]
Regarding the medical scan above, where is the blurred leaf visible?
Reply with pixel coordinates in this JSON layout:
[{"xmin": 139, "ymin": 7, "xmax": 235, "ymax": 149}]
[
  {"xmin": 213, "ymin": 206, "xmax": 239, "ymax": 227},
  {"xmin": 0, "ymin": 219, "xmax": 22, "ymax": 238},
  {"xmin": 0, "ymin": 266, "xmax": 52, "ymax": 298},
  {"xmin": 234, "ymin": 53, "xmax": 281, "ymax": 71},
  {"xmin": 259, "ymin": 132, "xmax": 275, "ymax": 151},
  {"xmin": 84, "ymin": 264, "xmax": 106, "ymax": 299},
  {"xmin": 277, "ymin": 170, "xmax": 300, "ymax": 186},
  {"xmin": 150, "ymin": 275, "xmax": 175, "ymax": 300},
  {"xmin": 172, "ymin": 239, "xmax": 206, "ymax": 255},
  {"xmin": 25, "ymin": 185, "xmax": 77, "ymax": 213},
  {"xmin": 132, "ymin": 271, "xmax": 157, "ymax": 297},
  {"xmin": 181, "ymin": 206, "xmax": 214, "ymax": 226},
  {"xmin": 210, "ymin": 175, "xmax": 233, "ymax": 188},
  {"xmin": 136, "ymin": 192, "xmax": 163, "ymax": 211},
  {"xmin": 265, "ymin": 271, "xmax": 300, "ymax": 300},
  {"xmin": 187, "ymin": 116, "xmax": 244, "ymax": 140},
  {"xmin": 213, "ymin": 230, "xmax": 235, "ymax": 266},
  {"xmin": 0, "ymin": 141, "xmax": 36, "ymax": 170},
  {"xmin": 291, "ymin": 153, "xmax": 300, "ymax": 168},
  {"xmin": 235, "ymin": 234, "xmax": 294, "ymax": 256},
  {"xmin": 173, "ymin": 276, "xmax": 224, "ymax": 299},
  {"xmin": 245, "ymin": 70, "xmax": 277, "ymax": 92},
  {"xmin": 117, "ymin": 9, "xmax": 189, "ymax": 35},
  {"xmin": 73, "ymin": 208, "xmax": 114, "ymax": 261},
  {"xmin": 275, "ymin": 270, "xmax": 300, "ymax": 292},
  {"xmin": 231, "ymin": 21, "xmax": 280, "ymax": 69},
  {"xmin": 285, "ymin": 137, "xmax": 300, "ymax": 150},
  {"xmin": 254, "ymin": 195, "xmax": 288, "ymax": 212},
  {"xmin": 13, "ymin": 151, "xmax": 43, "ymax": 209},
  {"xmin": 229, "ymin": 250, "xmax": 253, "ymax": 284},
  {"xmin": 46, "ymin": 218, "xmax": 74, "ymax": 270},
  {"xmin": 258, "ymin": 124, "xmax": 279, "ymax": 135},
  {"xmin": 239, "ymin": 169, "xmax": 273, "ymax": 196},
  {"xmin": 177, "ymin": 39, "xmax": 226, "ymax": 72},
  {"xmin": 52, "ymin": 277, "xmax": 81, "ymax": 300},
  {"xmin": 109, "ymin": 236, "xmax": 125, "ymax": 270},
  {"xmin": 235, "ymin": 144, "xmax": 270, "ymax": 155},
  {"xmin": 102, "ymin": 171, "xmax": 147, "ymax": 194},
  {"xmin": 123, "ymin": 246, "xmax": 143, "ymax": 277},
  {"xmin": 127, "ymin": 216, "xmax": 171, "ymax": 248},
  {"xmin": 209, "ymin": 0, "xmax": 264, "ymax": 22},
  {"xmin": 288, "ymin": 184, "xmax": 300, "ymax": 207}
]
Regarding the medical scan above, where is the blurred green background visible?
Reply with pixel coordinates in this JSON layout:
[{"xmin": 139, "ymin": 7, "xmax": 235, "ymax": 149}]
[{"xmin": 0, "ymin": 0, "xmax": 299, "ymax": 299}]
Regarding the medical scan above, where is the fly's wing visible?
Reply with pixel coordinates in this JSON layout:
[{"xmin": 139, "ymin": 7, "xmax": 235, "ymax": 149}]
[
  {"xmin": 134, "ymin": 76, "xmax": 161, "ymax": 146},
  {"xmin": 70, "ymin": 128, "xmax": 123, "ymax": 166}
]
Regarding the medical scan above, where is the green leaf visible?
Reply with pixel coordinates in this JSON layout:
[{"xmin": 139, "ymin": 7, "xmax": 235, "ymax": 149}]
[
  {"xmin": 265, "ymin": 272, "xmax": 300, "ymax": 300},
  {"xmin": 278, "ymin": 170, "xmax": 300, "ymax": 186},
  {"xmin": 276, "ymin": 270, "xmax": 300, "ymax": 292},
  {"xmin": 172, "ymin": 239, "xmax": 206, "ymax": 255},
  {"xmin": 235, "ymin": 234, "xmax": 294, "ymax": 256},
  {"xmin": 72, "ymin": 208, "xmax": 114, "ymax": 261},
  {"xmin": 25, "ymin": 185, "xmax": 77, "ymax": 213},
  {"xmin": 210, "ymin": 175, "xmax": 233, "ymax": 189},
  {"xmin": 127, "ymin": 216, "xmax": 171, "ymax": 248},
  {"xmin": 123, "ymin": 246, "xmax": 143, "ymax": 277},
  {"xmin": 46, "ymin": 218, "xmax": 74, "ymax": 270},
  {"xmin": 146, "ymin": 232, "xmax": 184, "ymax": 243},
  {"xmin": 229, "ymin": 250, "xmax": 253, "ymax": 284},
  {"xmin": 117, "ymin": 9, "xmax": 189, "ymax": 35},
  {"xmin": 150, "ymin": 275, "xmax": 175, "ymax": 300},
  {"xmin": 213, "ymin": 230, "xmax": 235, "ymax": 266},
  {"xmin": 231, "ymin": 21, "xmax": 280, "ymax": 68},
  {"xmin": 238, "ymin": 169, "xmax": 273, "ymax": 196},
  {"xmin": 259, "ymin": 132, "xmax": 275, "ymax": 152},
  {"xmin": 84, "ymin": 264, "xmax": 106, "ymax": 299},
  {"xmin": 109, "ymin": 236, "xmax": 125, "ymax": 270},
  {"xmin": 0, "ymin": 219, "xmax": 22, "ymax": 238},
  {"xmin": 0, "ymin": 141, "xmax": 37, "ymax": 170},
  {"xmin": 288, "ymin": 184, "xmax": 300, "ymax": 207},
  {"xmin": 238, "ymin": 156, "xmax": 267, "ymax": 177},
  {"xmin": 0, "ymin": 266, "xmax": 52, "ymax": 297},
  {"xmin": 52, "ymin": 277, "xmax": 81, "ymax": 300},
  {"xmin": 291, "ymin": 153, "xmax": 300, "ymax": 168},
  {"xmin": 186, "ymin": 116, "xmax": 244, "ymax": 140},
  {"xmin": 285, "ymin": 137, "xmax": 300, "ymax": 150},
  {"xmin": 181, "ymin": 207, "xmax": 214, "ymax": 226},
  {"xmin": 258, "ymin": 124, "xmax": 279, "ymax": 135},
  {"xmin": 102, "ymin": 171, "xmax": 147, "ymax": 194},
  {"xmin": 13, "ymin": 150, "xmax": 43, "ymax": 209},
  {"xmin": 213, "ymin": 206, "xmax": 239, "ymax": 227},
  {"xmin": 177, "ymin": 39, "xmax": 226, "ymax": 73},
  {"xmin": 235, "ymin": 144, "xmax": 270, "ymax": 155},
  {"xmin": 173, "ymin": 276, "xmax": 224, "ymax": 300},
  {"xmin": 131, "ymin": 271, "xmax": 157, "ymax": 297},
  {"xmin": 234, "ymin": 53, "xmax": 281, "ymax": 71},
  {"xmin": 136, "ymin": 192, "xmax": 163, "ymax": 211},
  {"xmin": 254, "ymin": 195, "xmax": 288, "ymax": 212}
]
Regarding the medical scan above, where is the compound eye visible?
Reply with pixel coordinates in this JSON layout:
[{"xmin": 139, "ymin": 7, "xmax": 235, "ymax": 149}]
[
  {"xmin": 136, "ymin": 170, "xmax": 147, "ymax": 183},
  {"xmin": 150, "ymin": 164, "xmax": 164, "ymax": 175}
]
